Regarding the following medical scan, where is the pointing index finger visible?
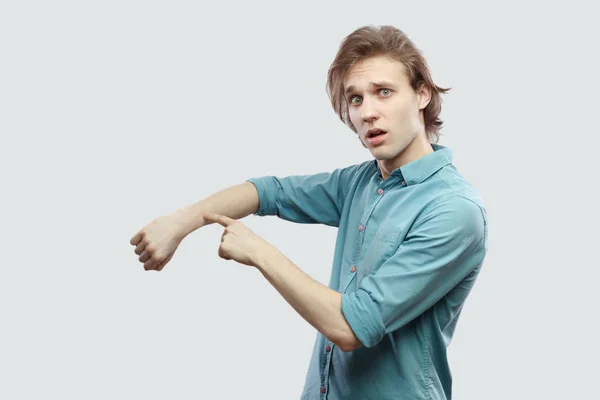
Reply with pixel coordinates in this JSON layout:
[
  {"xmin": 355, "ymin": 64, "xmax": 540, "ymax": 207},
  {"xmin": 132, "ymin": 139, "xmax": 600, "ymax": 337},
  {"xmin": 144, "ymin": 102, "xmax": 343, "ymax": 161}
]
[{"xmin": 204, "ymin": 212, "xmax": 234, "ymax": 227}]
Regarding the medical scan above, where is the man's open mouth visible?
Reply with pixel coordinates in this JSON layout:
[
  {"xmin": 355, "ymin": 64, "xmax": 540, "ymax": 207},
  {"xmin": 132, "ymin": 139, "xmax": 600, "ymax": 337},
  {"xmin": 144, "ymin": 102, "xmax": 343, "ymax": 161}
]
[{"xmin": 367, "ymin": 129, "xmax": 387, "ymax": 138}]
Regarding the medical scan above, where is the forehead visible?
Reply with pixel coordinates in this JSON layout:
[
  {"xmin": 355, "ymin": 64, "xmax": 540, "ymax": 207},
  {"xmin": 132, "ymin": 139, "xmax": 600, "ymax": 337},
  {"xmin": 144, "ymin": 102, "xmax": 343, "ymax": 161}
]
[{"xmin": 343, "ymin": 55, "xmax": 409, "ymax": 89}]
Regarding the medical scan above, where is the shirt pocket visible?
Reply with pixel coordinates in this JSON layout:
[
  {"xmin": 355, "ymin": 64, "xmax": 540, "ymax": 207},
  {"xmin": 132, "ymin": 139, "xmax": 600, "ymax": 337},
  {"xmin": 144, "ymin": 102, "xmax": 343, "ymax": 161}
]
[{"xmin": 357, "ymin": 227, "xmax": 400, "ymax": 282}]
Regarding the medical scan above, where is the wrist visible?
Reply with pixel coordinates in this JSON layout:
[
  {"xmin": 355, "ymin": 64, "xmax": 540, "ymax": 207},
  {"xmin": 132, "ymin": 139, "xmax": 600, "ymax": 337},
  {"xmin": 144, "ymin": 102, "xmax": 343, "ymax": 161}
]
[
  {"xmin": 171, "ymin": 206, "xmax": 206, "ymax": 237},
  {"xmin": 252, "ymin": 241, "xmax": 277, "ymax": 270}
]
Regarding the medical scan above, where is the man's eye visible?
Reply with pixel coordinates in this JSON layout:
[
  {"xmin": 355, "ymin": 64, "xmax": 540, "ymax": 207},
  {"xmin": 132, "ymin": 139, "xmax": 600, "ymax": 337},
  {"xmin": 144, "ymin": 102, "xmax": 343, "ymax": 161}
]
[
  {"xmin": 350, "ymin": 96, "xmax": 361, "ymax": 105},
  {"xmin": 380, "ymin": 89, "xmax": 391, "ymax": 96}
]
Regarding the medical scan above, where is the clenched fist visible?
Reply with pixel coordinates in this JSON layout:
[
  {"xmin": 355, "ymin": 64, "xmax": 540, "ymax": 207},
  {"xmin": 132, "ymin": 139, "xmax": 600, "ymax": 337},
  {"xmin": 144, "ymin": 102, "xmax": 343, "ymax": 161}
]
[{"xmin": 130, "ymin": 214, "xmax": 188, "ymax": 271}]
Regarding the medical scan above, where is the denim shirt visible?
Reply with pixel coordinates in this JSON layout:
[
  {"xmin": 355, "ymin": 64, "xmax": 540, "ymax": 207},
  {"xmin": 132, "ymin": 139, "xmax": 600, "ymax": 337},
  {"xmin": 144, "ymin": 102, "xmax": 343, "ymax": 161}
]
[{"xmin": 246, "ymin": 144, "xmax": 488, "ymax": 400}]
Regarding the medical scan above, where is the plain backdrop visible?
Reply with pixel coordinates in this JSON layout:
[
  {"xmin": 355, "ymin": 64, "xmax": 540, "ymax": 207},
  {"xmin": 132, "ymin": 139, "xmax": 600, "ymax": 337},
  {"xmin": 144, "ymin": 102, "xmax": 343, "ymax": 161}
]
[{"xmin": 1, "ymin": 1, "xmax": 599, "ymax": 399}]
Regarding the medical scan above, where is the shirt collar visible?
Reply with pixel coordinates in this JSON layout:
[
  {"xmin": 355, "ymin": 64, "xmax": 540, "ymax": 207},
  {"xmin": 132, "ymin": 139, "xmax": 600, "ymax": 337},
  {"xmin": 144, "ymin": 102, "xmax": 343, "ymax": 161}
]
[{"xmin": 374, "ymin": 144, "xmax": 453, "ymax": 184}]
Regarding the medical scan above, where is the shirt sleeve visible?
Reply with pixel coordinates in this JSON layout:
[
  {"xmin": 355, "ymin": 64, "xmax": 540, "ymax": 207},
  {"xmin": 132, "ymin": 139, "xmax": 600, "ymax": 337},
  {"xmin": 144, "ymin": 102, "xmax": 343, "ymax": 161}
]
[
  {"xmin": 341, "ymin": 195, "xmax": 488, "ymax": 348},
  {"xmin": 246, "ymin": 163, "xmax": 363, "ymax": 227}
]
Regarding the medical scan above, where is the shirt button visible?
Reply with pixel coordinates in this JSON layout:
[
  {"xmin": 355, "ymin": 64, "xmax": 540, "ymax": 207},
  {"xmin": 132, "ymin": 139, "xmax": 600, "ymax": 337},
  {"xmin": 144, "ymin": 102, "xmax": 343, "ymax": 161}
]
[
  {"xmin": 350, "ymin": 266, "xmax": 356, "ymax": 273},
  {"xmin": 321, "ymin": 387, "xmax": 327, "ymax": 394},
  {"xmin": 401, "ymin": 180, "xmax": 406, "ymax": 186},
  {"xmin": 377, "ymin": 188, "xmax": 384, "ymax": 194},
  {"xmin": 358, "ymin": 224, "xmax": 364, "ymax": 231},
  {"xmin": 326, "ymin": 345, "xmax": 331, "ymax": 352}
]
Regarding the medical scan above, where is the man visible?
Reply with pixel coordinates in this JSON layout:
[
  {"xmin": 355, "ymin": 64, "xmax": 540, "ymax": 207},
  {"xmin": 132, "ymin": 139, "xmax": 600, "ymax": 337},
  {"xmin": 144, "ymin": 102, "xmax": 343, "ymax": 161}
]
[{"xmin": 130, "ymin": 25, "xmax": 488, "ymax": 400}]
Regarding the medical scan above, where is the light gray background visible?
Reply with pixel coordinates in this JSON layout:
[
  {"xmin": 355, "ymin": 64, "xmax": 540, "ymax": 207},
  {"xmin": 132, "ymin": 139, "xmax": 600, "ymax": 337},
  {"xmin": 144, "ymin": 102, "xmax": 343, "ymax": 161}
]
[{"xmin": 1, "ymin": 1, "xmax": 598, "ymax": 399}]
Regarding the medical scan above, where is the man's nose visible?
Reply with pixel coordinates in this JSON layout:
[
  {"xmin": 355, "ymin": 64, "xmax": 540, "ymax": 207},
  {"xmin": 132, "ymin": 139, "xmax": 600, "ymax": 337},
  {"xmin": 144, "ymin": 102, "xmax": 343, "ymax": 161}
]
[{"xmin": 361, "ymin": 98, "xmax": 380, "ymax": 123}]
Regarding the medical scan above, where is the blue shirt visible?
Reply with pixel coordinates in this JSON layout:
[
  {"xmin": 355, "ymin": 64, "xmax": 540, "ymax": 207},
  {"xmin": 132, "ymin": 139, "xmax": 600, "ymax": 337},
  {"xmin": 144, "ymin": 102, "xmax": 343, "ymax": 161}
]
[{"xmin": 247, "ymin": 144, "xmax": 488, "ymax": 400}]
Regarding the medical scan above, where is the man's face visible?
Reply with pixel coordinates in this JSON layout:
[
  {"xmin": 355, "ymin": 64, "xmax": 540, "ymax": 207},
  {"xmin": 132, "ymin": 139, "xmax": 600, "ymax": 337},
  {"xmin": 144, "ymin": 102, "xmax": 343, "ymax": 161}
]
[{"xmin": 344, "ymin": 55, "xmax": 430, "ymax": 167}]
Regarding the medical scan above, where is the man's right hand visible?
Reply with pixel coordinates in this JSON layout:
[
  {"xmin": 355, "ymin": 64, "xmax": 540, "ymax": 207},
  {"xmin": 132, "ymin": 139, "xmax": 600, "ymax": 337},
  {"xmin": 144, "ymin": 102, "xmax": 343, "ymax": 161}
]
[{"xmin": 129, "ymin": 213, "xmax": 189, "ymax": 271}]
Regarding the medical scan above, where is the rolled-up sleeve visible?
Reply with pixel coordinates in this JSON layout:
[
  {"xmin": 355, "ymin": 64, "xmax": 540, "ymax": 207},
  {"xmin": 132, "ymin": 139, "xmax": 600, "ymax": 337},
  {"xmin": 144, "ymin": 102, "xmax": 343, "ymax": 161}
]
[
  {"xmin": 341, "ymin": 195, "xmax": 488, "ymax": 348},
  {"xmin": 246, "ymin": 164, "xmax": 362, "ymax": 227}
]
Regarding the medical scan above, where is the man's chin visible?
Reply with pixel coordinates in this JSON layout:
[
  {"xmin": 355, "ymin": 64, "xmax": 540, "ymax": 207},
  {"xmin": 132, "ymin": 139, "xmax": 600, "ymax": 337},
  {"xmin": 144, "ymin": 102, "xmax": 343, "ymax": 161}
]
[{"xmin": 370, "ymin": 148, "xmax": 394, "ymax": 160}]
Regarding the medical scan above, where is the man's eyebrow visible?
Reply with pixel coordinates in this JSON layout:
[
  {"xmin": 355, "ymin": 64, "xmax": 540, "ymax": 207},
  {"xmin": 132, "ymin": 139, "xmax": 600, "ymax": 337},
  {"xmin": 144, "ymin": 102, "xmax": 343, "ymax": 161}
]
[{"xmin": 344, "ymin": 81, "xmax": 395, "ymax": 95}]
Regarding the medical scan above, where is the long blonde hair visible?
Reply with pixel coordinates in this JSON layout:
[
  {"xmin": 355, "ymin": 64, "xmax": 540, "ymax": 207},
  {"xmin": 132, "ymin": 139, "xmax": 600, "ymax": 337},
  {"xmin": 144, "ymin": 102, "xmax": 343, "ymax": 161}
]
[{"xmin": 327, "ymin": 25, "xmax": 451, "ymax": 143}]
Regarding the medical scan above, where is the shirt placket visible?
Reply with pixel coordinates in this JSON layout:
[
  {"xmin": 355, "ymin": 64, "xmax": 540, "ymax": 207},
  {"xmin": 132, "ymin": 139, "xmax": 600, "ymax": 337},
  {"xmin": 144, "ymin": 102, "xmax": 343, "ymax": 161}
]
[
  {"xmin": 319, "ymin": 179, "xmax": 392, "ymax": 399},
  {"xmin": 338, "ymin": 180, "xmax": 391, "ymax": 293}
]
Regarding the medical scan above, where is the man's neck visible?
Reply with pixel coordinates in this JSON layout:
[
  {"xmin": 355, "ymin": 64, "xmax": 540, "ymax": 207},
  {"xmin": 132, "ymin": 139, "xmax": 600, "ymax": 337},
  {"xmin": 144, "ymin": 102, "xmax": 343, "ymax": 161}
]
[{"xmin": 378, "ymin": 134, "xmax": 433, "ymax": 180}]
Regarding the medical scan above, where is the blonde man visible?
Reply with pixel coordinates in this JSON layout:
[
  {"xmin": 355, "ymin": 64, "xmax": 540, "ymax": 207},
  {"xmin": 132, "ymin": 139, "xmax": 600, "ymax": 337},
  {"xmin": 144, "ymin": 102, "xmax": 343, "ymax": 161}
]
[{"xmin": 130, "ymin": 25, "xmax": 488, "ymax": 400}]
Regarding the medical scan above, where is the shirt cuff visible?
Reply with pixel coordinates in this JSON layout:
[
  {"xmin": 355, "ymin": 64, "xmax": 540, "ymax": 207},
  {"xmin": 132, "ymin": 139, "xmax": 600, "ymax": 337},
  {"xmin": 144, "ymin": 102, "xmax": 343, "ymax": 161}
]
[
  {"xmin": 341, "ymin": 290, "xmax": 386, "ymax": 348},
  {"xmin": 245, "ymin": 177, "xmax": 277, "ymax": 216}
]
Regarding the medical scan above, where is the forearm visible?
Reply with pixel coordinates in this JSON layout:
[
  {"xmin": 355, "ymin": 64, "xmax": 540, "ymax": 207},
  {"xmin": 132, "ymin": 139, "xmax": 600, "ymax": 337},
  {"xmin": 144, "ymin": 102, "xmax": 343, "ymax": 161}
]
[
  {"xmin": 253, "ymin": 245, "xmax": 360, "ymax": 352},
  {"xmin": 173, "ymin": 182, "xmax": 260, "ymax": 236}
]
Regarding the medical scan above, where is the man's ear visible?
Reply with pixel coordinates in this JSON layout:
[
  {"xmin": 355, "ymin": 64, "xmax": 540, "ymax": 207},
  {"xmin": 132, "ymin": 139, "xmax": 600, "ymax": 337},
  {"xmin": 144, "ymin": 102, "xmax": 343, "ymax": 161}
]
[{"xmin": 416, "ymin": 84, "xmax": 432, "ymax": 111}]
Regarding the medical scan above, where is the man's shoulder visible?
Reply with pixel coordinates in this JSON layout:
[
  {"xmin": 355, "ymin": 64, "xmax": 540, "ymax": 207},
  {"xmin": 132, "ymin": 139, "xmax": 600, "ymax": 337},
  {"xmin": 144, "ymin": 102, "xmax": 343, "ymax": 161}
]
[
  {"xmin": 429, "ymin": 164, "xmax": 486, "ymax": 209},
  {"xmin": 335, "ymin": 158, "xmax": 376, "ymax": 175},
  {"xmin": 331, "ymin": 158, "xmax": 377, "ymax": 187},
  {"xmin": 419, "ymin": 166, "xmax": 488, "ymax": 242}
]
